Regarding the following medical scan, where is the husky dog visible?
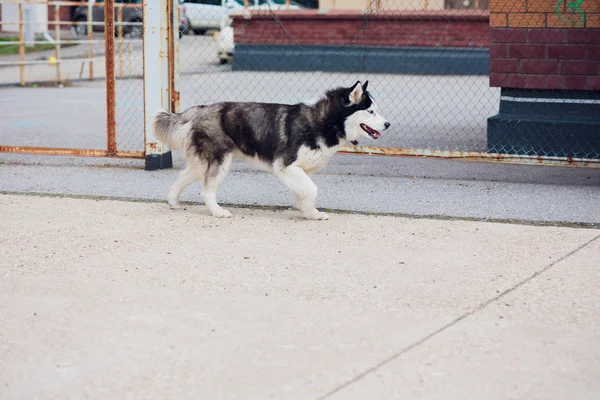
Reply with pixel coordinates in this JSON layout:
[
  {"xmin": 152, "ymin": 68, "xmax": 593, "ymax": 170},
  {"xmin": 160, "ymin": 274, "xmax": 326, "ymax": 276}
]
[{"xmin": 152, "ymin": 80, "xmax": 390, "ymax": 220}]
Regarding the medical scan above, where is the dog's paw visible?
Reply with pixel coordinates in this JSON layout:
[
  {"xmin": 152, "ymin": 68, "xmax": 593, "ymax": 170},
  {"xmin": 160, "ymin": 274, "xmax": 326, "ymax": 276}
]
[
  {"xmin": 168, "ymin": 199, "xmax": 180, "ymax": 209},
  {"xmin": 303, "ymin": 210, "xmax": 329, "ymax": 220},
  {"xmin": 212, "ymin": 208, "xmax": 232, "ymax": 218}
]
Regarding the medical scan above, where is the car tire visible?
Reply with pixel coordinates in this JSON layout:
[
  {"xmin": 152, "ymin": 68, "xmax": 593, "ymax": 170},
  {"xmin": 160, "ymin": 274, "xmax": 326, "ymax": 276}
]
[{"xmin": 73, "ymin": 16, "xmax": 88, "ymax": 37}]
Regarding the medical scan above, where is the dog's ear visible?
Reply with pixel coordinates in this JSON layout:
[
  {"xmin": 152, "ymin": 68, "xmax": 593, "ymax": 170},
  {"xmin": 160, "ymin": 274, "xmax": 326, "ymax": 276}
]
[
  {"xmin": 362, "ymin": 80, "xmax": 369, "ymax": 92},
  {"xmin": 348, "ymin": 81, "xmax": 363, "ymax": 105}
]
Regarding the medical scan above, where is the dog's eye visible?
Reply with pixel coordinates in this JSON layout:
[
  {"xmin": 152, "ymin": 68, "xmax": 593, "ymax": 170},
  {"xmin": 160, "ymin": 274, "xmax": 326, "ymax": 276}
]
[{"xmin": 368, "ymin": 110, "xmax": 375, "ymax": 115}]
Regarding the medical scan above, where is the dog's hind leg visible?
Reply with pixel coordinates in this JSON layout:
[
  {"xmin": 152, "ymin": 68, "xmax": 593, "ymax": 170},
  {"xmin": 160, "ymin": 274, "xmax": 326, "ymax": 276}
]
[
  {"xmin": 202, "ymin": 152, "xmax": 233, "ymax": 218},
  {"xmin": 275, "ymin": 164, "xmax": 328, "ymax": 220},
  {"xmin": 168, "ymin": 164, "xmax": 203, "ymax": 208}
]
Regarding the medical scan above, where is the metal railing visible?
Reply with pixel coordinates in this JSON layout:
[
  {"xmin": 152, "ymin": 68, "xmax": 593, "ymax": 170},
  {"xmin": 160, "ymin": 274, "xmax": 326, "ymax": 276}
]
[
  {"xmin": 0, "ymin": 0, "xmax": 141, "ymax": 85},
  {"xmin": 0, "ymin": 0, "xmax": 145, "ymax": 158}
]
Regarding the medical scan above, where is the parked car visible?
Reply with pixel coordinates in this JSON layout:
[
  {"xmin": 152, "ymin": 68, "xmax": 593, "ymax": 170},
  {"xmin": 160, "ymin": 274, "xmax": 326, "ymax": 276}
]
[
  {"xmin": 243, "ymin": 0, "xmax": 304, "ymax": 10},
  {"xmin": 71, "ymin": 0, "xmax": 189, "ymax": 39},
  {"xmin": 182, "ymin": 0, "xmax": 235, "ymax": 35},
  {"xmin": 183, "ymin": 0, "xmax": 303, "ymax": 35},
  {"xmin": 179, "ymin": 3, "xmax": 192, "ymax": 36}
]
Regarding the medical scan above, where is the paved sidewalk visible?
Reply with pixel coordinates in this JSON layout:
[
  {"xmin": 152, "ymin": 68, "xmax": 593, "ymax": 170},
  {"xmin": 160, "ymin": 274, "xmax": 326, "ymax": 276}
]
[{"xmin": 1, "ymin": 194, "xmax": 599, "ymax": 399}]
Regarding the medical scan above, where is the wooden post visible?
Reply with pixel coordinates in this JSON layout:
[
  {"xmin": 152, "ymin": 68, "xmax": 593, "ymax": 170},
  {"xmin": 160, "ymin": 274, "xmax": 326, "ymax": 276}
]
[
  {"xmin": 117, "ymin": 5, "xmax": 124, "ymax": 79},
  {"xmin": 18, "ymin": 4, "xmax": 25, "ymax": 86},
  {"xmin": 54, "ymin": 4, "xmax": 61, "ymax": 84},
  {"xmin": 87, "ymin": 2, "xmax": 94, "ymax": 80}
]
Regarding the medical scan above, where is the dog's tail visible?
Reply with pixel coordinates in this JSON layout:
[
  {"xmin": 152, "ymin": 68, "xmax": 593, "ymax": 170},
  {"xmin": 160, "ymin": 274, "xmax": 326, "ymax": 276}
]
[{"xmin": 151, "ymin": 108, "xmax": 190, "ymax": 151}]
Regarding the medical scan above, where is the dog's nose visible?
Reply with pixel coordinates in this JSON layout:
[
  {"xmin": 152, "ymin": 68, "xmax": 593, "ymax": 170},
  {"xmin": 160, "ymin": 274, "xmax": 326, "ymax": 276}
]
[{"xmin": 384, "ymin": 122, "xmax": 391, "ymax": 129}]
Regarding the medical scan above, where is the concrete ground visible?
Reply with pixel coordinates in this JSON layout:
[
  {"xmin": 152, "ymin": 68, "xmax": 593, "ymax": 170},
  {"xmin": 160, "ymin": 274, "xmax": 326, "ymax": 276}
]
[{"xmin": 1, "ymin": 194, "xmax": 599, "ymax": 399}]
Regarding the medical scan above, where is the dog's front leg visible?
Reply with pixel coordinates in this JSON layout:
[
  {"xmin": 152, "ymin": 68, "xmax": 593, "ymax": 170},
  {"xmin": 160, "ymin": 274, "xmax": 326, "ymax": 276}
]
[{"xmin": 275, "ymin": 165, "xmax": 329, "ymax": 220}]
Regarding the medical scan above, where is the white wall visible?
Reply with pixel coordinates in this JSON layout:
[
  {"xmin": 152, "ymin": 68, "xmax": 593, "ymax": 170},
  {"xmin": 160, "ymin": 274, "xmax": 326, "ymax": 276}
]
[{"xmin": 1, "ymin": 4, "xmax": 48, "ymax": 33}]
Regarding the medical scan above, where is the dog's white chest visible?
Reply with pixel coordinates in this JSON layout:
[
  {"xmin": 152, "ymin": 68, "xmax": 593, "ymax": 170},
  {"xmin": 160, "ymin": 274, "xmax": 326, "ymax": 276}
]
[{"xmin": 296, "ymin": 144, "xmax": 340, "ymax": 172}]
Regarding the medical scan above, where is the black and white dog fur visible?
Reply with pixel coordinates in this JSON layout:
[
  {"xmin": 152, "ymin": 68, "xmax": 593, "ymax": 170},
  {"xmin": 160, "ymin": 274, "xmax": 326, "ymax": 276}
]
[{"xmin": 152, "ymin": 80, "xmax": 390, "ymax": 220}]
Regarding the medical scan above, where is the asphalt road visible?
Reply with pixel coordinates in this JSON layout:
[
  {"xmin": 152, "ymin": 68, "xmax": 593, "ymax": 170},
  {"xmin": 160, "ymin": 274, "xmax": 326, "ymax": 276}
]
[{"xmin": 1, "ymin": 151, "xmax": 599, "ymax": 225}]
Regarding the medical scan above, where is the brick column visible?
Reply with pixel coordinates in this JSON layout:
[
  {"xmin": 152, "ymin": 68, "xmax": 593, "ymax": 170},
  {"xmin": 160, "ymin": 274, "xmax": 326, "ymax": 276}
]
[{"xmin": 486, "ymin": 0, "xmax": 600, "ymax": 159}]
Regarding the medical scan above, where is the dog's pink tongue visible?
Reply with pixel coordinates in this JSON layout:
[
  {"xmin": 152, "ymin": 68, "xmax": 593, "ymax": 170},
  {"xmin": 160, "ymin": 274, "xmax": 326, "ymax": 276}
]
[{"xmin": 373, "ymin": 131, "xmax": 381, "ymax": 138}]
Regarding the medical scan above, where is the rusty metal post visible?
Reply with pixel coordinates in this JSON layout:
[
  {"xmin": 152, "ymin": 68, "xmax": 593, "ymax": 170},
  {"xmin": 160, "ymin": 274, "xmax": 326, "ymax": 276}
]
[
  {"xmin": 105, "ymin": 0, "xmax": 118, "ymax": 155},
  {"xmin": 18, "ymin": 4, "xmax": 25, "ymax": 86},
  {"xmin": 143, "ymin": 0, "xmax": 173, "ymax": 170},
  {"xmin": 169, "ymin": 0, "xmax": 180, "ymax": 113}
]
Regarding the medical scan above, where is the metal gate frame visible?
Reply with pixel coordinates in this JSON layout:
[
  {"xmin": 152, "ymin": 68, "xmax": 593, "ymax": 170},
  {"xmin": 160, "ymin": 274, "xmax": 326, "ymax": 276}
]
[{"xmin": 0, "ymin": 0, "xmax": 144, "ymax": 159}]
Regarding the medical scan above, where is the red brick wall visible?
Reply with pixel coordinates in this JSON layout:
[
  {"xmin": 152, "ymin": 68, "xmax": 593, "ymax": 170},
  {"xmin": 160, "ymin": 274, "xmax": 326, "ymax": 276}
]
[
  {"xmin": 489, "ymin": 0, "xmax": 600, "ymax": 90},
  {"xmin": 47, "ymin": 5, "xmax": 73, "ymax": 30},
  {"xmin": 232, "ymin": 10, "xmax": 490, "ymax": 48},
  {"xmin": 490, "ymin": 29, "xmax": 600, "ymax": 90}
]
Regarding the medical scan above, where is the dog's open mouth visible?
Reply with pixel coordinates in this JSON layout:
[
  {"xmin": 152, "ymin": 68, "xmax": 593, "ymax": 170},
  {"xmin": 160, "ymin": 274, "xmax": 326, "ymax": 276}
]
[{"xmin": 360, "ymin": 123, "xmax": 381, "ymax": 139}]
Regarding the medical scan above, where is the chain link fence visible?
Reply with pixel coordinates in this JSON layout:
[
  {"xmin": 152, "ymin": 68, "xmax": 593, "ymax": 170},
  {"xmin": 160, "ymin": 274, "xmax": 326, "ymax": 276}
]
[
  {"xmin": 0, "ymin": 0, "xmax": 144, "ymax": 157},
  {"xmin": 112, "ymin": 1, "xmax": 145, "ymax": 154},
  {"xmin": 1, "ymin": 0, "xmax": 598, "ymax": 165},
  {"xmin": 177, "ymin": 0, "xmax": 599, "ymax": 165}
]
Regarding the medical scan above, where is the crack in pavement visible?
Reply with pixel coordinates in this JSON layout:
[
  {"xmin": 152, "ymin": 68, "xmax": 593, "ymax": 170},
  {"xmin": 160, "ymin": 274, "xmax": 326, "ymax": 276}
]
[{"xmin": 316, "ymin": 233, "xmax": 600, "ymax": 400}]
